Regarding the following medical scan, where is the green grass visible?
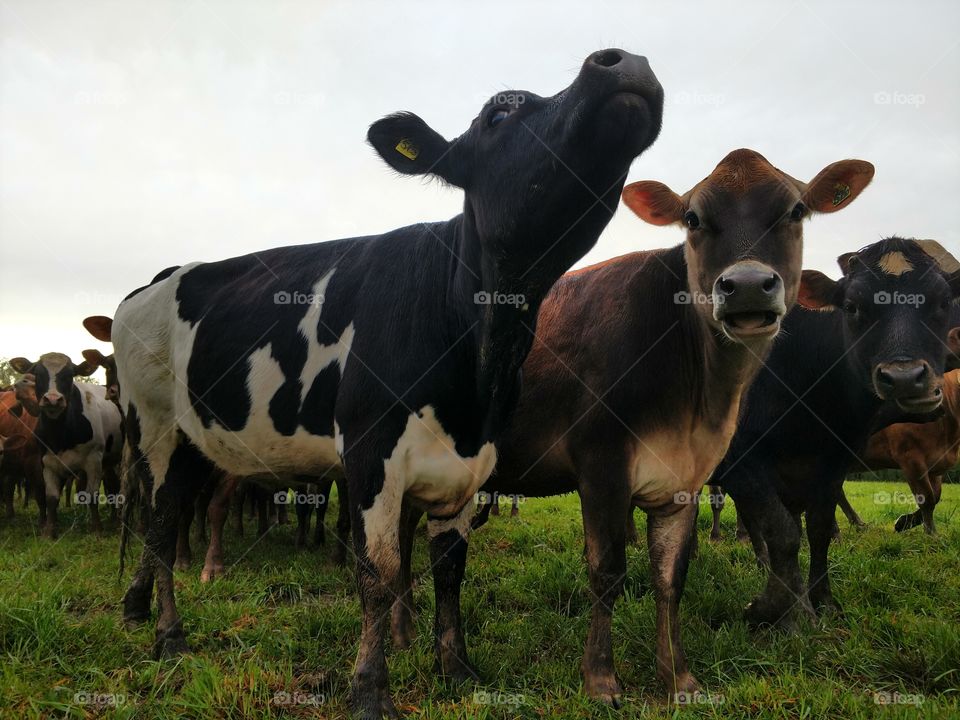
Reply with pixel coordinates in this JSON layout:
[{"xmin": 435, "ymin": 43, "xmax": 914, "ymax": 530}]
[{"xmin": 0, "ymin": 480, "xmax": 958, "ymax": 719}]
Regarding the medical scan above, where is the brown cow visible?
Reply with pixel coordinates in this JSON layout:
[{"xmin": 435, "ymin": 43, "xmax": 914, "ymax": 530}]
[
  {"xmin": 406, "ymin": 150, "xmax": 874, "ymax": 704},
  {"xmin": 0, "ymin": 375, "xmax": 42, "ymax": 521}
]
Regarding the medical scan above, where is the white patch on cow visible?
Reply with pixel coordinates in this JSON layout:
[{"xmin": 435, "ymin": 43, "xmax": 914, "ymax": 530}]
[
  {"xmin": 878, "ymin": 251, "xmax": 914, "ymax": 276},
  {"xmin": 427, "ymin": 497, "xmax": 475, "ymax": 540},
  {"xmin": 334, "ymin": 420, "xmax": 344, "ymax": 458},
  {"xmin": 297, "ymin": 269, "xmax": 354, "ymax": 401}
]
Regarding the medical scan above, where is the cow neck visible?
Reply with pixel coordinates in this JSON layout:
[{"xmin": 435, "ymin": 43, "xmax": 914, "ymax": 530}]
[
  {"xmin": 450, "ymin": 206, "xmax": 576, "ymax": 440},
  {"xmin": 672, "ymin": 247, "xmax": 766, "ymax": 431}
]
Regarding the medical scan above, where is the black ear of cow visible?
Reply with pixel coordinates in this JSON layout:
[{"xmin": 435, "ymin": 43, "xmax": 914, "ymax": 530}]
[
  {"xmin": 367, "ymin": 112, "xmax": 464, "ymax": 187},
  {"xmin": 74, "ymin": 359, "xmax": 98, "ymax": 376},
  {"xmin": 8, "ymin": 357, "xmax": 33, "ymax": 374}
]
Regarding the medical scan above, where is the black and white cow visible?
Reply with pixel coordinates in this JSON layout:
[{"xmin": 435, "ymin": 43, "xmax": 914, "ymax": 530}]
[
  {"xmin": 112, "ymin": 49, "xmax": 663, "ymax": 718},
  {"xmin": 8, "ymin": 353, "xmax": 123, "ymax": 537}
]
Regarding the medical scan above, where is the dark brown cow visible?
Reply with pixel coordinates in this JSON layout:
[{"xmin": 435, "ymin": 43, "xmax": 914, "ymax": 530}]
[{"xmin": 410, "ymin": 150, "xmax": 873, "ymax": 704}]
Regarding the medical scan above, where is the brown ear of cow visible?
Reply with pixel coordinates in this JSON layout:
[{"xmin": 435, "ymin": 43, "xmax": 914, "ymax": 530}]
[
  {"xmin": 82, "ymin": 315, "xmax": 113, "ymax": 342},
  {"xmin": 621, "ymin": 181, "xmax": 685, "ymax": 226},
  {"xmin": 798, "ymin": 270, "xmax": 839, "ymax": 310},
  {"xmin": 82, "ymin": 349, "xmax": 106, "ymax": 367},
  {"xmin": 8, "ymin": 357, "xmax": 33, "ymax": 374},
  {"xmin": 1, "ymin": 434, "xmax": 26, "ymax": 452},
  {"xmin": 947, "ymin": 327, "xmax": 960, "ymax": 355},
  {"xmin": 803, "ymin": 160, "xmax": 874, "ymax": 214}
]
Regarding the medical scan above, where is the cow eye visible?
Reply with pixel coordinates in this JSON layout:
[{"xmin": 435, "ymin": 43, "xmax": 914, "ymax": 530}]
[
  {"xmin": 488, "ymin": 109, "xmax": 510, "ymax": 128},
  {"xmin": 843, "ymin": 300, "xmax": 858, "ymax": 315},
  {"xmin": 683, "ymin": 211, "xmax": 700, "ymax": 230},
  {"xmin": 790, "ymin": 202, "xmax": 806, "ymax": 221}
]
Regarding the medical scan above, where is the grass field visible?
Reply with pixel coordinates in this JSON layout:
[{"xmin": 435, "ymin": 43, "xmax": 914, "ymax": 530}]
[{"xmin": 0, "ymin": 480, "xmax": 958, "ymax": 719}]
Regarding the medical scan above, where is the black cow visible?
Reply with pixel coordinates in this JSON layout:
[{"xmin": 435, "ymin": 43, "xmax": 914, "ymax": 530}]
[
  {"xmin": 8, "ymin": 353, "xmax": 123, "ymax": 537},
  {"xmin": 713, "ymin": 238, "xmax": 960, "ymax": 628},
  {"xmin": 112, "ymin": 49, "xmax": 663, "ymax": 719}
]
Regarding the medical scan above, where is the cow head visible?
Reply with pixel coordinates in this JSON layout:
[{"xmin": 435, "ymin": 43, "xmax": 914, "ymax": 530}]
[
  {"xmin": 367, "ymin": 49, "xmax": 664, "ymax": 281},
  {"xmin": 947, "ymin": 306, "xmax": 960, "ymax": 371},
  {"xmin": 82, "ymin": 349, "xmax": 118, "ymax": 402},
  {"xmin": 8, "ymin": 353, "xmax": 99, "ymax": 419},
  {"xmin": 622, "ymin": 151, "xmax": 873, "ymax": 347},
  {"xmin": 8, "ymin": 374, "xmax": 39, "ymax": 417},
  {"xmin": 799, "ymin": 238, "xmax": 960, "ymax": 412}
]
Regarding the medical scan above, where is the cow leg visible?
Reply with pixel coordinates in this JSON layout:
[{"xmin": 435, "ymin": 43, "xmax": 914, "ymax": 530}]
[
  {"xmin": 471, "ymin": 495, "xmax": 494, "ymax": 531},
  {"xmin": 390, "ymin": 502, "xmax": 422, "ymax": 649},
  {"xmin": 625, "ymin": 507, "xmax": 639, "ymax": 546},
  {"xmin": 511, "ymin": 495, "xmax": 519, "ymax": 517},
  {"xmin": 579, "ymin": 479, "xmax": 631, "ymax": 706},
  {"xmin": 331, "ymin": 475, "xmax": 350, "ymax": 566},
  {"xmin": 257, "ymin": 491, "xmax": 270, "ymax": 537},
  {"xmin": 648, "ymin": 501, "xmax": 701, "ymax": 698},
  {"xmin": 40, "ymin": 462, "xmax": 62, "ymax": 539},
  {"xmin": 736, "ymin": 503, "xmax": 769, "ymax": 567},
  {"xmin": 64, "ymin": 475, "xmax": 73, "ymax": 507},
  {"xmin": 709, "ymin": 485, "xmax": 724, "ymax": 541},
  {"xmin": 102, "ymin": 461, "xmax": 121, "ymax": 525},
  {"xmin": 806, "ymin": 491, "xmax": 841, "ymax": 616},
  {"xmin": 737, "ymin": 486, "xmax": 810, "ymax": 628},
  {"xmin": 920, "ymin": 474, "xmax": 943, "ymax": 535},
  {"xmin": 201, "ymin": 474, "xmax": 237, "ymax": 582},
  {"xmin": 427, "ymin": 501, "xmax": 478, "ymax": 682},
  {"xmin": 735, "ymin": 507, "xmax": 750, "ymax": 542},
  {"xmin": 836, "ymin": 486, "xmax": 866, "ymax": 528},
  {"xmin": 314, "ymin": 477, "xmax": 336, "ymax": 546},
  {"xmin": 174, "ymin": 500, "xmax": 193, "ymax": 570},
  {"xmin": 1, "ymin": 471, "xmax": 14, "ymax": 518},
  {"xmin": 232, "ymin": 485, "xmax": 244, "ymax": 536},
  {"xmin": 84, "ymin": 457, "xmax": 104, "ymax": 536},
  {"xmin": 895, "ymin": 466, "xmax": 937, "ymax": 535},
  {"xmin": 294, "ymin": 490, "xmax": 312, "ymax": 550}
]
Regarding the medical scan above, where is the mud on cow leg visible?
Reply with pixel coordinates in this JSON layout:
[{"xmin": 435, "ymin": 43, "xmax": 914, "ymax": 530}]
[
  {"xmin": 428, "ymin": 503, "xmax": 478, "ymax": 683},
  {"xmin": 648, "ymin": 501, "xmax": 701, "ymax": 698}
]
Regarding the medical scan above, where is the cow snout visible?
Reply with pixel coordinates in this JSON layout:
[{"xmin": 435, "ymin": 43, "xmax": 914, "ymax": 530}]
[
  {"xmin": 712, "ymin": 261, "xmax": 785, "ymax": 342},
  {"xmin": 873, "ymin": 360, "xmax": 942, "ymax": 412},
  {"xmin": 106, "ymin": 385, "xmax": 120, "ymax": 402},
  {"xmin": 581, "ymin": 48, "xmax": 661, "ymax": 101},
  {"xmin": 40, "ymin": 391, "xmax": 66, "ymax": 415}
]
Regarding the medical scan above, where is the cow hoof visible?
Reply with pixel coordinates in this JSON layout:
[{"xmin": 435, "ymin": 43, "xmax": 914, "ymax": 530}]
[
  {"xmin": 200, "ymin": 563, "xmax": 224, "ymax": 583},
  {"xmin": 744, "ymin": 597, "xmax": 793, "ymax": 629},
  {"xmin": 122, "ymin": 592, "xmax": 152, "ymax": 627},
  {"xmin": 709, "ymin": 532, "xmax": 722, "ymax": 542},
  {"xmin": 893, "ymin": 514, "xmax": 912, "ymax": 533},
  {"xmin": 154, "ymin": 627, "xmax": 190, "ymax": 659},
  {"xmin": 42, "ymin": 526, "xmax": 57, "ymax": 540},
  {"xmin": 350, "ymin": 687, "xmax": 398, "ymax": 719},
  {"xmin": 809, "ymin": 592, "xmax": 843, "ymax": 618},
  {"xmin": 437, "ymin": 655, "xmax": 480, "ymax": 684},
  {"xmin": 583, "ymin": 672, "xmax": 623, "ymax": 708},
  {"xmin": 173, "ymin": 558, "xmax": 191, "ymax": 571},
  {"xmin": 665, "ymin": 671, "xmax": 702, "ymax": 699}
]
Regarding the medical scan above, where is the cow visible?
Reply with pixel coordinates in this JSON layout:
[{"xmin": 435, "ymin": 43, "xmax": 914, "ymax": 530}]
[
  {"xmin": 8, "ymin": 354, "xmax": 124, "ymax": 537},
  {"xmin": 713, "ymin": 238, "xmax": 960, "ymax": 630},
  {"xmin": 442, "ymin": 149, "xmax": 874, "ymax": 703},
  {"xmin": 0, "ymin": 375, "xmax": 42, "ymax": 521},
  {"xmin": 111, "ymin": 49, "xmax": 664, "ymax": 719},
  {"xmin": 82, "ymin": 316, "xmax": 120, "ymax": 405}
]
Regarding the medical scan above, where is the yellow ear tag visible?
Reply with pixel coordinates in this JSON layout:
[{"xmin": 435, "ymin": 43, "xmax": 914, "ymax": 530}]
[
  {"xmin": 395, "ymin": 138, "xmax": 419, "ymax": 160},
  {"xmin": 832, "ymin": 182, "xmax": 851, "ymax": 206}
]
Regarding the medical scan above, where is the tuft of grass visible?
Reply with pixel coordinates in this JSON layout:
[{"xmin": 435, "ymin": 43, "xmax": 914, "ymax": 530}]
[{"xmin": 0, "ymin": 480, "xmax": 957, "ymax": 718}]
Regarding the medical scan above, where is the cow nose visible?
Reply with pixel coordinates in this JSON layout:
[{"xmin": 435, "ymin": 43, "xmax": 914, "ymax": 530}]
[
  {"xmin": 582, "ymin": 48, "xmax": 660, "ymax": 95},
  {"xmin": 714, "ymin": 265, "xmax": 783, "ymax": 303},
  {"xmin": 589, "ymin": 49, "xmax": 628, "ymax": 67},
  {"xmin": 874, "ymin": 362, "xmax": 930, "ymax": 398},
  {"xmin": 42, "ymin": 392, "xmax": 64, "ymax": 405}
]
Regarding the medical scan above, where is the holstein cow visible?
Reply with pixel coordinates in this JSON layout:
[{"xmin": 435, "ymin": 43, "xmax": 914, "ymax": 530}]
[
  {"xmin": 454, "ymin": 150, "xmax": 875, "ymax": 702},
  {"xmin": 8, "ymin": 354, "xmax": 124, "ymax": 537},
  {"xmin": 713, "ymin": 238, "xmax": 960, "ymax": 628},
  {"xmin": 111, "ymin": 50, "xmax": 664, "ymax": 719},
  {"xmin": 0, "ymin": 375, "xmax": 41, "ymax": 520},
  {"xmin": 82, "ymin": 316, "xmax": 121, "ymax": 405}
]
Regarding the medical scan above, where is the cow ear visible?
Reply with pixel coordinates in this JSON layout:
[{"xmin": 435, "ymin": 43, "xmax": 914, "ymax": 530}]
[
  {"xmin": 82, "ymin": 315, "xmax": 113, "ymax": 342},
  {"xmin": 8, "ymin": 357, "xmax": 33, "ymax": 374},
  {"xmin": 803, "ymin": 160, "xmax": 874, "ymax": 214},
  {"xmin": 948, "ymin": 327, "xmax": 960, "ymax": 356},
  {"xmin": 837, "ymin": 252, "xmax": 858, "ymax": 275},
  {"xmin": 74, "ymin": 359, "xmax": 98, "ymax": 376},
  {"xmin": 367, "ymin": 112, "xmax": 466, "ymax": 187},
  {"xmin": 82, "ymin": 349, "xmax": 106, "ymax": 367},
  {"xmin": 798, "ymin": 270, "xmax": 840, "ymax": 310},
  {"xmin": 621, "ymin": 181, "xmax": 684, "ymax": 226}
]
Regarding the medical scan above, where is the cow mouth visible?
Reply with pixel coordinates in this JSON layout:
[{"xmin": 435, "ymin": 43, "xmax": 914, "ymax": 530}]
[
  {"xmin": 721, "ymin": 311, "xmax": 780, "ymax": 339},
  {"xmin": 40, "ymin": 404, "xmax": 66, "ymax": 419},
  {"xmin": 895, "ymin": 388, "xmax": 943, "ymax": 414}
]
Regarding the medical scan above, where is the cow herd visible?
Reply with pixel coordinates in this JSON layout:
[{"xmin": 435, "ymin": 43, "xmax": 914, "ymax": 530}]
[{"xmin": 2, "ymin": 49, "xmax": 959, "ymax": 719}]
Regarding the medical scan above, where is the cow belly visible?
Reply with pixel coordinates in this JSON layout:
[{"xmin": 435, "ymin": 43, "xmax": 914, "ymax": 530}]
[
  {"xmin": 629, "ymin": 425, "xmax": 734, "ymax": 509},
  {"xmin": 389, "ymin": 406, "xmax": 497, "ymax": 515},
  {"xmin": 189, "ymin": 426, "xmax": 342, "ymax": 477}
]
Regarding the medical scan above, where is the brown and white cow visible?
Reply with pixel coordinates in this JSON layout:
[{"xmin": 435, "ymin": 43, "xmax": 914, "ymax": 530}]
[{"xmin": 428, "ymin": 149, "xmax": 873, "ymax": 703}]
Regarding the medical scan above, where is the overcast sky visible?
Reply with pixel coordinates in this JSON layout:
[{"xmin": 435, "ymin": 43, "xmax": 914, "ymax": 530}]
[{"xmin": 1, "ymin": 0, "xmax": 958, "ymax": 376}]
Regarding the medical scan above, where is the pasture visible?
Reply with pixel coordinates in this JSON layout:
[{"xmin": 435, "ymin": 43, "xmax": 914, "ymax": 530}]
[{"xmin": 1, "ymin": 480, "xmax": 957, "ymax": 719}]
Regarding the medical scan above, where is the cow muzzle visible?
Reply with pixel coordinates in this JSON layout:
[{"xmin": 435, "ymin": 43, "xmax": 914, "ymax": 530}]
[
  {"xmin": 712, "ymin": 261, "xmax": 786, "ymax": 343},
  {"xmin": 873, "ymin": 360, "xmax": 942, "ymax": 412},
  {"xmin": 40, "ymin": 392, "xmax": 66, "ymax": 417}
]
